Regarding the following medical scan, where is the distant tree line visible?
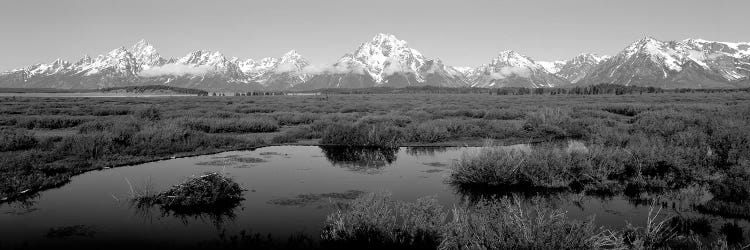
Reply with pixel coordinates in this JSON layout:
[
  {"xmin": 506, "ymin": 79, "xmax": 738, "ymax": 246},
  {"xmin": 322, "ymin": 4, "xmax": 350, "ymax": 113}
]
[
  {"xmin": 100, "ymin": 85, "xmax": 208, "ymax": 96},
  {"xmin": 491, "ymin": 84, "xmax": 665, "ymax": 96},
  {"xmin": 229, "ymin": 91, "xmax": 286, "ymax": 96},
  {"xmin": 208, "ymin": 84, "xmax": 750, "ymax": 97}
]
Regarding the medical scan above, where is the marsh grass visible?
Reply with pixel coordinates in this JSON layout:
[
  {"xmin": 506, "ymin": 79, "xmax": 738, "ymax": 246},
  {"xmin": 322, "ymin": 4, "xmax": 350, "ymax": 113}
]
[
  {"xmin": 449, "ymin": 141, "xmax": 603, "ymax": 190},
  {"xmin": 322, "ymin": 192, "xmax": 705, "ymax": 250},
  {"xmin": 696, "ymin": 165, "xmax": 750, "ymax": 219},
  {"xmin": 621, "ymin": 204, "xmax": 679, "ymax": 248},
  {"xmin": 321, "ymin": 192, "xmax": 729, "ymax": 250},
  {"xmin": 2, "ymin": 93, "xmax": 750, "ymax": 204},
  {"xmin": 181, "ymin": 117, "xmax": 280, "ymax": 133},
  {"xmin": 441, "ymin": 196, "xmax": 611, "ymax": 250},
  {"xmin": 268, "ymin": 190, "xmax": 365, "ymax": 207},
  {"xmin": 0, "ymin": 129, "xmax": 37, "ymax": 151},
  {"xmin": 320, "ymin": 146, "xmax": 399, "ymax": 171},
  {"xmin": 321, "ymin": 122, "xmax": 403, "ymax": 148},
  {"xmin": 322, "ymin": 192, "xmax": 446, "ymax": 249}
]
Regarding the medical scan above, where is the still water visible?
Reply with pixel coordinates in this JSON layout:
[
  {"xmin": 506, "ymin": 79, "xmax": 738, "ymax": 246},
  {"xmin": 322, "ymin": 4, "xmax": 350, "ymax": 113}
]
[{"xmin": 0, "ymin": 145, "xmax": 746, "ymax": 248}]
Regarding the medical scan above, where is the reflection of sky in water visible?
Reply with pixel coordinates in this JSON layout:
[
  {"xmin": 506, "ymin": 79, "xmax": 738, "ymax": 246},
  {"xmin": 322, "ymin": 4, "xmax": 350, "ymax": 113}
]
[{"xmin": 0, "ymin": 145, "xmax": 745, "ymax": 248}]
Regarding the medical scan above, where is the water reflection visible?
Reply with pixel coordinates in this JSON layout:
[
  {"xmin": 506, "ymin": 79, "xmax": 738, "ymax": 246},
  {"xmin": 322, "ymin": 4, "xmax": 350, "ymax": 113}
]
[
  {"xmin": 405, "ymin": 146, "xmax": 450, "ymax": 157},
  {"xmin": 2, "ymin": 145, "xmax": 748, "ymax": 249},
  {"xmin": 1, "ymin": 193, "xmax": 40, "ymax": 215},
  {"xmin": 131, "ymin": 201, "xmax": 241, "ymax": 229},
  {"xmin": 319, "ymin": 146, "xmax": 398, "ymax": 173}
]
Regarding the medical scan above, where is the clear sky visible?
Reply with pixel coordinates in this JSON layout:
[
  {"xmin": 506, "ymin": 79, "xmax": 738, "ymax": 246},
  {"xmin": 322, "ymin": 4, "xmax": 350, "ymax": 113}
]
[{"xmin": 0, "ymin": 0, "xmax": 748, "ymax": 71}]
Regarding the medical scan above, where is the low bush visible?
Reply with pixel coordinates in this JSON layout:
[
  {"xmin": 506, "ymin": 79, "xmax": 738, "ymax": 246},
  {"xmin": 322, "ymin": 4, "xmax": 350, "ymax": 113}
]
[
  {"xmin": 52, "ymin": 132, "xmax": 115, "ymax": 160},
  {"xmin": 272, "ymin": 112, "xmax": 319, "ymax": 125},
  {"xmin": 91, "ymin": 106, "xmax": 131, "ymax": 116},
  {"xmin": 322, "ymin": 192, "xmax": 445, "ymax": 249},
  {"xmin": 0, "ymin": 129, "xmax": 37, "ymax": 151},
  {"xmin": 441, "ymin": 197, "xmax": 611, "ymax": 249},
  {"xmin": 522, "ymin": 108, "xmax": 571, "ymax": 139},
  {"xmin": 321, "ymin": 122, "xmax": 403, "ymax": 148},
  {"xmin": 136, "ymin": 105, "xmax": 162, "ymax": 121},
  {"xmin": 406, "ymin": 122, "xmax": 449, "ymax": 143},
  {"xmin": 323, "ymin": 193, "xmax": 705, "ymax": 250},
  {"xmin": 15, "ymin": 115, "xmax": 92, "ymax": 129},
  {"xmin": 358, "ymin": 114, "xmax": 413, "ymax": 127},
  {"xmin": 483, "ymin": 108, "xmax": 525, "ymax": 120},
  {"xmin": 710, "ymin": 165, "xmax": 750, "ymax": 202},
  {"xmin": 449, "ymin": 142, "xmax": 598, "ymax": 189},
  {"xmin": 126, "ymin": 124, "xmax": 246, "ymax": 156},
  {"xmin": 181, "ymin": 117, "xmax": 280, "ymax": 133},
  {"xmin": 601, "ymin": 104, "xmax": 648, "ymax": 116},
  {"xmin": 696, "ymin": 165, "xmax": 750, "ymax": 219}
]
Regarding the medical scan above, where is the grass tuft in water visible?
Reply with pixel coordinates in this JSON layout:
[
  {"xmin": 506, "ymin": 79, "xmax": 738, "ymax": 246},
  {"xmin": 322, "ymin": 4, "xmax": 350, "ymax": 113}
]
[
  {"xmin": 322, "ymin": 192, "xmax": 446, "ymax": 249},
  {"xmin": 322, "ymin": 192, "xmax": 728, "ymax": 250},
  {"xmin": 132, "ymin": 172, "xmax": 244, "ymax": 209},
  {"xmin": 441, "ymin": 196, "xmax": 612, "ymax": 250}
]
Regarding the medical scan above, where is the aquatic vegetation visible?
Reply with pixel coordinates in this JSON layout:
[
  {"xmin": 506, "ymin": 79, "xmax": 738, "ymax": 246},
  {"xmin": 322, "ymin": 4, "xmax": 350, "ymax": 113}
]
[
  {"xmin": 135, "ymin": 105, "xmax": 162, "ymax": 121},
  {"xmin": 132, "ymin": 172, "xmax": 244, "ymax": 209},
  {"xmin": 697, "ymin": 165, "xmax": 750, "ymax": 219},
  {"xmin": 0, "ymin": 129, "xmax": 37, "ymax": 151},
  {"xmin": 323, "ymin": 193, "xmax": 733, "ymax": 250},
  {"xmin": 322, "ymin": 192, "xmax": 446, "ymax": 249},
  {"xmin": 449, "ymin": 141, "xmax": 596, "ymax": 189},
  {"xmin": 422, "ymin": 162, "xmax": 448, "ymax": 168},
  {"xmin": 1, "ymin": 92, "xmax": 749, "ymax": 208},
  {"xmin": 46, "ymin": 225, "xmax": 97, "ymax": 238},
  {"xmin": 620, "ymin": 205, "xmax": 681, "ymax": 249},
  {"xmin": 268, "ymin": 190, "xmax": 365, "ymax": 207},
  {"xmin": 180, "ymin": 117, "xmax": 280, "ymax": 133},
  {"xmin": 321, "ymin": 146, "xmax": 398, "ymax": 171},
  {"xmin": 441, "ymin": 197, "xmax": 612, "ymax": 250},
  {"xmin": 321, "ymin": 122, "xmax": 403, "ymax": 148}
]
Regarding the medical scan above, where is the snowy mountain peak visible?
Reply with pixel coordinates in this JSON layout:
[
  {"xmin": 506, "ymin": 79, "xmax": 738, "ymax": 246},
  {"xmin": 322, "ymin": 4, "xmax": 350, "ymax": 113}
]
[
  {"xmin": 572, "ymin": 53, "xmax": 609, "ymax": 64},
  {"xmin": 342, "ymin": 33, "xmax": 426, "ymax": 83},
  {"xmin": 280, "ymin": 50, "xmax": 306, "ymax": 64},
  {"xmin": 471, "ymin": 50, "xmax": 567, "ymax": 88},
  {"xmin": 179, "ymin": 50, "xmax": 227, "ymax": 65},
  {"xmin": 131, "ymin": 39, "xmax": 153, "ymax": 51},
  {"xmin": 371, "ymin": 33, "xmax": 404, "ymax": 45},
  {"xmin": 130, "ymin": 39, "xmax": 162, "ymax": 68},
  {"xmin": 274, "ymin": 50, "xmax": 309, "ymax": 75},
  {"xmin": 491, "ymin": 50, "xmax": 537, "ymax": 68},
  {"xmin": 76, "ymin": 54, "xmax": 93, "ymax": 66},
  {"xmin": 106, "ymin": 47, "xmax": 130, "ymax": 58},
  {"xmin": 625, "ymin": 37, "xmax": 664, "ymax": 54},
  {"xmin": 537, "ymin": 61, "xmax": 565, "ymax": 74}
]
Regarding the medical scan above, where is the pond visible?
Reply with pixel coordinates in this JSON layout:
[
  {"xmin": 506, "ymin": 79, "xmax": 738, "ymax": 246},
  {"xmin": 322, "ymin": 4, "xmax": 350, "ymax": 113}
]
[{"xmin": 0, "ymin": 145, "xmax": 747, "ymax": 248}]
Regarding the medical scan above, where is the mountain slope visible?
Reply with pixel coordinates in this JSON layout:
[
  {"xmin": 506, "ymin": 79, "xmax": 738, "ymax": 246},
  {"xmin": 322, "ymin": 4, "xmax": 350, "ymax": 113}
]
[
  {"xmin": 471, "ymin": 51, "xmax": 569, "ymax": 88},
  {"xmin": 578, "ymin": 37, "xmax": 750, "ymax": 88},
  {"xmin": 0, "ymin": 40, "xmax": 311, "ymax": 91},
  {"xmin": 296, "ymin": 33, "xmax": 468, "ymax": 89}
]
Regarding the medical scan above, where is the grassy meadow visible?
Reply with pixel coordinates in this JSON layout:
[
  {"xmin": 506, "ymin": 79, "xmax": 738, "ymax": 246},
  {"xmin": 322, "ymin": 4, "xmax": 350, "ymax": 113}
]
[
  {"xmin": 1, "ymin": 90, "xmax": 750, "ymax": 249},
  {"xmin": 1, "ymin": 91, "xmax": 749, "ymax": 219}
]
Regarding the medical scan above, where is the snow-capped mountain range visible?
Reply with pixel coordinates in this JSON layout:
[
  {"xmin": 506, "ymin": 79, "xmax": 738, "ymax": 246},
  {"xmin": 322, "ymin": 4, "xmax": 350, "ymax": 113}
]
[
  {"xmin": 2, "ymin": 34, "xmax": 749, "ymax": 90},
  {"xmin": 577, "ymin": 37, "xmax": 750, "ymax": 88}
]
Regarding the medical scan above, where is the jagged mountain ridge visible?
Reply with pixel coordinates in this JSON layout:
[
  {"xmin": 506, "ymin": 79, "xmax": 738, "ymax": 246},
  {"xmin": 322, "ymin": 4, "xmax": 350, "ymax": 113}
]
[
  {"xmin": 2, "ymin": 36, "xmax": 750, "ymax": 90},
  {"xmin": 538, "ymin": 54, "xmax": 609, "ymax": 84},
  {"xmin": 577, "ymin": 37, "xmax": 750, "ymax": 88},
  {"xmin": 0, "ymin": 40, "xmax": 309, "ymax": 91},
  {"xmin": 294, "ymin": 33, "xmax": 470, "ymax": 89},
  {"xmin": 469, "ymin": 50, "xmax": 569, "ymax": 88}
]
